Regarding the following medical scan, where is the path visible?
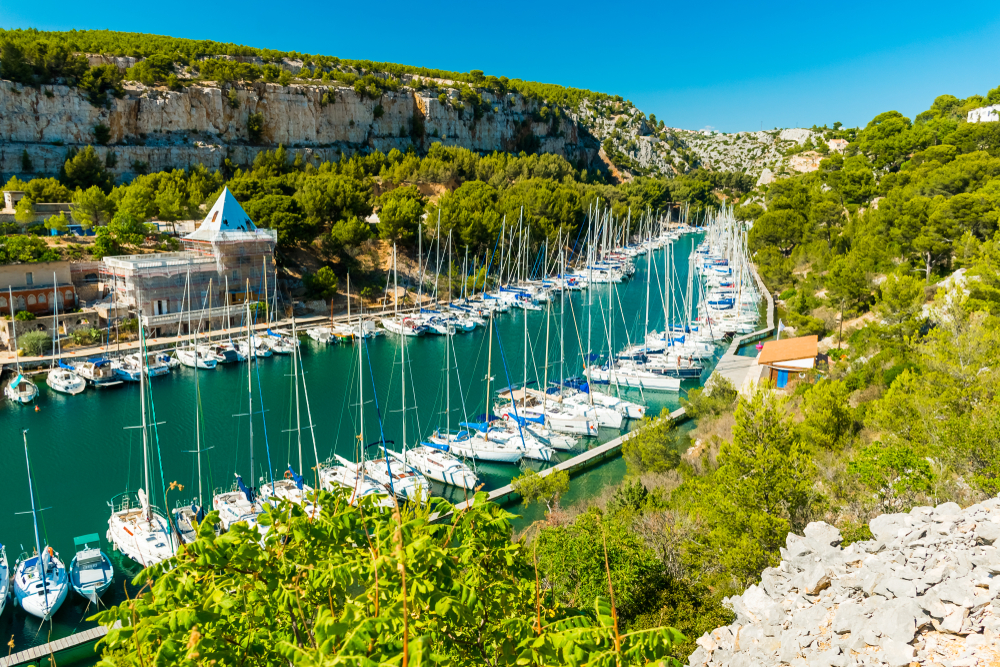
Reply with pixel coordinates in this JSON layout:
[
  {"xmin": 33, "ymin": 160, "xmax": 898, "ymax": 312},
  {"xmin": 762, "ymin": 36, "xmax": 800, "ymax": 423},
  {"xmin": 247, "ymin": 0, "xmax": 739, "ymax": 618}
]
[{"xmin": 0, "ymin": 621, "xmax": 121, "ymax": 667}]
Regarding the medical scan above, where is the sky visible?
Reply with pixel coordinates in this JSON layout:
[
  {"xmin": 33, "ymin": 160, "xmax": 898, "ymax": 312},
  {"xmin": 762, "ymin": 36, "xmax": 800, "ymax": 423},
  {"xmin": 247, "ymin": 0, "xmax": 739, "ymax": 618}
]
[{"xmin": 4, "ymin": 0, "xmax": 1000, "ymax": 133}]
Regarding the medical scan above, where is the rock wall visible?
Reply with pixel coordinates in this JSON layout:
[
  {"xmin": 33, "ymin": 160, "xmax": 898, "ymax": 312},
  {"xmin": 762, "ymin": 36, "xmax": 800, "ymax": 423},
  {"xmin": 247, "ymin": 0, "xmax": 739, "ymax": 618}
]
[
  {"xmin": 0, "ymin": 80, "xmax": 600, "ymax": 180},
  {"xmin": 693, "ymin": 500, "xmax": 1000, "ymax": 667}
]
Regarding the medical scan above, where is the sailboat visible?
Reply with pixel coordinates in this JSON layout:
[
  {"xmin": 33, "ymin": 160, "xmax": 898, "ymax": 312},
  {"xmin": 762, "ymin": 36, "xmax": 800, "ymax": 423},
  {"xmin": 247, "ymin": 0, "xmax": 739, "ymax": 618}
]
[
  {"xmin": 0, "ymin": 544, "xmax": 8, "ymax": 617},
  {"xmin": 214, "ymin": 298, "xmax": 271, "ymax": 537},
  {"xmin": 107, "ymin": 320, "xmax": 177, "ymax": 568},
  {"xmin": 46, "ymin": 272, "xmax": 86, "ymax": 395},
  {"xmin": 68, "ymin": 533, "xmax": 114, "ymax": 604},
  {"xmin": 5, "ymin": 287, "xmax": 39, "ymax": 404},
  {"xmin": 362, "ymin": 304, "xmax": 431, "ymax": 503},
  {"xmin": 13, "ymin": 430, "xmax": 69, "ymax": 620},
  {"xmin": 398, "ymin": 245, "xmax": 479, "ymax": 490},
  {"xmin": 381, "ymin": 245, "xmax": 427, "ymax": 336},
  {"xmin": 175, "ymin": 272, "xmax": 218, "ymax": 369},
  {"xmin": 259, "ymin": 316, "xmax": 317, "ymax": 510}
]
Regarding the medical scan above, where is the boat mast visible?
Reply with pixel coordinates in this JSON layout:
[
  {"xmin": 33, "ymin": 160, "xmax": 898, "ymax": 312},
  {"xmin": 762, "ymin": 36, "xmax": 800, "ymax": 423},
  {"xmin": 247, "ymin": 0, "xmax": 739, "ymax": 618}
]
[
  {"xmin": 293, "ymin": 315, "xmax": 302, "ymax": 472},
  {"xmin": 485, "ymin": 308, "xmax": 493, "ymax": 442},
  {"xmin": 9, "ymin": 287, "xmax": 19, "ymax": 374},
  {"xmin": 543, "ymin": 242, "xmax": 550, "ymax": 417},
  {"xmin": 139, "ymin": 306, "xmax": 151, "ymax": 522},
  {"xmin": 644, "ymin": 218, "xmax": 652, "ymax": 351},
  {"xmin": 400, "ymin": 246, "xmax": 407, "ymax": 456},
  {"xmin": 245, "ymin": 286, "xmax": 254, "ymax": 497},
  {"xmin": 447, "ymin": 232, "xmax": 452, "ymax": 437},
  {"xmin": 51, "ymin": 272, "xmax": 58, "ymax": 366},
  {"xmin": 21, "ymin": 430, "xmax": 50, "ymax": 611},
  {"xmin": 560, "ymin": 242, "xmax": 565, "ymax": 394},
  {"xmin": 587, "ymin": 207, "xmax": 593, "ymax": 406},
  {"xmin": 346, "ymin": 273, "xmax": 351, "ymax": 331}
]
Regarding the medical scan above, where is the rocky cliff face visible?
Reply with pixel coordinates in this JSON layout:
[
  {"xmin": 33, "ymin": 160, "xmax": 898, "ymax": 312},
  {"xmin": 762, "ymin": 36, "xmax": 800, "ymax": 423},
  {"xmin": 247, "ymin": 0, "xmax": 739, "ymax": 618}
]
[
  {"xmin": 693, "ymin": 499, "xmax": 1000, "ymax": 667},
  {"xmin": 0, "ymin": 79, "xmax": 600, "ymax": 180}
]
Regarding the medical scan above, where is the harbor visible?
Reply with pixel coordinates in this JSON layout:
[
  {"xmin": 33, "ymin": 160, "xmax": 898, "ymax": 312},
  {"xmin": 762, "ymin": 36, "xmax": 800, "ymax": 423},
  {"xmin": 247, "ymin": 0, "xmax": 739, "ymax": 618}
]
[{"xmin": 0, "ymin": 204, "xmax": 762, "ymax": 661}]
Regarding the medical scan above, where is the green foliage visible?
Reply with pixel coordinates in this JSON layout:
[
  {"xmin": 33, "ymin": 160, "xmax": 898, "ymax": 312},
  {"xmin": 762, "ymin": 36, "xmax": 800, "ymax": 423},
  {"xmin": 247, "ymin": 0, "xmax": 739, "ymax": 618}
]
[
  {"xmin": 0, "ymin": 235, "xmax": 60, "ymax": 263},
  {"xmin": 244, "ymin": 195, "xmax": 311, "ymax": 248},
  {"xmin": 681, "ymin": 375, "xmax": 737, "ymax": 419},
  {"xmin": 700, "ymin": 388, "xmax": 814, "ymax": 588},
  {"xmin": 303, "ymin": 266, "xmax": 339, "ymax": 299},
  {"xmin": 93, "ymin": 123, "xmax": 111, "ymax": 145},
  {"xmin": 534, "ymin": 509, "xmax": 664, "ymax": 624},
  {"xmin": 797, "ymin": 379, "xmax": 854, "ymax": 450},
  {"xmin": 327, "ymin": 215, "xmax": 372, "ymax": 254},
  {"xmin": 93, "ymin": 492, "xmax": 683, "ymax": 667},
  {"xmin": 247, "ymin": 112, "xmax": 265, "ymax": 143},
  {"xmin": 60, "ymin": 145, "xmax": 113, "ymax": 192},
  {"xmin": 874, "ymin": 272, "xmax": 926, "ymax": 347},
  {"xmin": 14, "ymin": 310, "xmax": 37, "ymax": 321},
  {"xmin": 14, "ymin": 197, "xmax": 35, "ymax": 226},
  {"xmin": 622, "ymin": 409, "xmax": 681, "ymax": 474},
  {"xmin": 377, "ymin": 185, "xmax": 425, "ymax": 245},
  {"xmin": 511, "ymin": 467, "xmax": 570, "ymax": 512},
  {"xmin": 848, "ymin": 441, "xmax": 933, "ymax": 514},
  {"xmin": 44, "ymin": 210, "xmax": 70, "ymax": 234},
  {"xmin": 18, "ymin": 330, "xmax": 51, "ymax": 356}
]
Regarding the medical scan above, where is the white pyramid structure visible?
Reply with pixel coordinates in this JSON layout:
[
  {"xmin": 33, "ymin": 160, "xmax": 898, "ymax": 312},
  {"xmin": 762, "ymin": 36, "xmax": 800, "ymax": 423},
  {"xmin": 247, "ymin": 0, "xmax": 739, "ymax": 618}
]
[{"xmin": 185, "ymin": 187, "xmax": 258, "ymax": 242}]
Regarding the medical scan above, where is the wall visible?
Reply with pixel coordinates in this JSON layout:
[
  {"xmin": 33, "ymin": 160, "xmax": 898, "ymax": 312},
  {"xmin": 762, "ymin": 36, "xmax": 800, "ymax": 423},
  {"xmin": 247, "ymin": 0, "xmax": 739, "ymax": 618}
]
[
  {"xmin": 0, "ymin": 79, "xmax": 601, "ymax": 180},
  {"xmin": 0, "ymin": 260, "xmax": 73, "ymax": 290}
]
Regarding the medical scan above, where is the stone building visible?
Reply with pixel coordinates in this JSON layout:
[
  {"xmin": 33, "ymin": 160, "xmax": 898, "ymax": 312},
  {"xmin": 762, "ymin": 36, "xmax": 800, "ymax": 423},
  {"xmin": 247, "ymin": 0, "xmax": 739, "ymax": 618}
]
[
  {"xmin": 0, "ymin": 260, "xmax": 78, "ymax": 316},
  {"xmin": 101, "ymin": 188, "xmax": 277, "ymax": 336}
]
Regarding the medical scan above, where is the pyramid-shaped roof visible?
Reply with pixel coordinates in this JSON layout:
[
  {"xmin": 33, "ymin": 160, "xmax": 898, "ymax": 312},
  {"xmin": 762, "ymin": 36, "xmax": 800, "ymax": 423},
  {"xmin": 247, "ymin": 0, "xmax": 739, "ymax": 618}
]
[{"xmin": 184, "ymin": 187, "xmax": 258, "ymax": 242}]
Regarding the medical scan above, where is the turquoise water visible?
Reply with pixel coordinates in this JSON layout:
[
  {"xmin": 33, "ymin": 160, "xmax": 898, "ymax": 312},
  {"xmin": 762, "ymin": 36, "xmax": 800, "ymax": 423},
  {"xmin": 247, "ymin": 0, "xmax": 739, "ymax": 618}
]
[{"xmin": 0, "ymin": 235, "xmax": 719, "ymax": 657}]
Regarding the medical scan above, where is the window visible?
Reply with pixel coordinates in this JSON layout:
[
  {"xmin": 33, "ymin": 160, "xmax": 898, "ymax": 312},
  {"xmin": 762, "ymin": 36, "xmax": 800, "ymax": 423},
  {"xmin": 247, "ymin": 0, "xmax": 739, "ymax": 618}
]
[
  {"xmin": 232, "ymin": 269, "xmax": 239, "ymax": 281},
  {"xmin": 38, "ymin": 293, "xmax": 46, "ymax": 303},
  {"xmin": 0, "ymin": 297, "xmax": 6, "ymax": 308},
  {"xmin": 27, "ymin": 294, "xmax": 36, "ymax": 305},
  {"xmin": 25, "ymin": 272, "xmax": 33, "ymax": 286}
]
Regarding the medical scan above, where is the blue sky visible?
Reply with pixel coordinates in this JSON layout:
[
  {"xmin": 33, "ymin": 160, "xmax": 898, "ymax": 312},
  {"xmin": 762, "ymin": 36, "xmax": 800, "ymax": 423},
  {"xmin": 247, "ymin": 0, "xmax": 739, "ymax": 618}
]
[{"xmin": 5, "ymin": 0, "xmax": 1000, "ymax": 133}]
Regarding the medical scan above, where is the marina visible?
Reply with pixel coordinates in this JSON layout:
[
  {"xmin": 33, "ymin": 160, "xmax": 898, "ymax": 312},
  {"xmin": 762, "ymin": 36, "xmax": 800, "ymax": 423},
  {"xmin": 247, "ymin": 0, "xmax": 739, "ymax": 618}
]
[{"xmin": 0, "ymin": 207, "xmax": 762, "ymax": 658}]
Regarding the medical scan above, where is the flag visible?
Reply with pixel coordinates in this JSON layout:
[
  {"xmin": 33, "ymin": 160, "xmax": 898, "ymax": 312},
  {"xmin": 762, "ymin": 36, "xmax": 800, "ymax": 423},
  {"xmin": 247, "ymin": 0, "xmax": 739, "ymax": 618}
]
[{"xmin": 777, "ymin": 319, "xmax": 786, "ymax": 339}]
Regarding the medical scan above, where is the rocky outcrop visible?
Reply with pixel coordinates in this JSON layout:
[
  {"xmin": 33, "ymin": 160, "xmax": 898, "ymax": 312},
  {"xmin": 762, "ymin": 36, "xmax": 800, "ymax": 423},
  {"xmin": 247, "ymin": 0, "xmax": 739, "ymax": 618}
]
[
  {"xmin": 693, "ymin": 499, "xmax": 1000, "ymax": 667},
  {"xmin": 0, "ymin": 79, "xmax": 600, "ymax": 180}
]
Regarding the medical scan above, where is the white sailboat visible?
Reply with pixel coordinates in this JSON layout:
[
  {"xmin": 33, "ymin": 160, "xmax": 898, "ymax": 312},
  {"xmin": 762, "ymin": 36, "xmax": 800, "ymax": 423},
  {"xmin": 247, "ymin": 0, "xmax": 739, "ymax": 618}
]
[
  {"xmin": 0, "ymin": 544, "xmax": 8, "ymax": 617},
  {"xmin": 259, "ymin": 317, "xmax": 317, "ymax": 512},
  {"xmin": 5, "ymin": 287, "xmax": 39, "ymax": 404},
  {"xmin": 214, "ymin": 299, "xmax": 269, "ymax": 537},
  {"xmin": 13, "ymin": 430, "xmax": 69, "ymax": 620},
  {"xmin": 175, "ymin": 272, "xmax": 218, "ymax": 370},
  {"xmin": 46, "ymin": 272, "xmax": 86, "ymax": 395},
  {"xmin": 107, "ymin": 323, "xmax": 177, "ymax": 568}
]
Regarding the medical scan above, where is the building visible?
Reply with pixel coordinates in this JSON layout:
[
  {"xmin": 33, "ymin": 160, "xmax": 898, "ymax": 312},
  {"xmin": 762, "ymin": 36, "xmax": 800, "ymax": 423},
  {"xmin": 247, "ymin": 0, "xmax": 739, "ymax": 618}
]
[
  {"xmin": 0, "ymin": 260, "xmax": 78, "ymax": 316},
  {"xmin": 968, "ymin": 105, "xmax": 1000, "ymax": 124},
  {"xmin": 757, "ymin": 335, "xmax": 821, "ymax": 389},
  {"xmin": 827, "ymin": 138, "xmax": 849, "ymax": 153},
  {"xmin": 101, "ymin": 188, "xmax": 277, "ymax": 336},
  {"xmin": 1, "ymin": 190, "xmax": 73, "ymax": 223}
]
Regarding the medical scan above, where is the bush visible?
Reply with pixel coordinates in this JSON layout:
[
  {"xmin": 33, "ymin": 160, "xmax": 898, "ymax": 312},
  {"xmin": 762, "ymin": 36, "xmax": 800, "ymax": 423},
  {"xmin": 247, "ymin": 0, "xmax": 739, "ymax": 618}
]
[
  {"xmin": 70, "ymin": 327, "xmax": 101, "ymax": 346},
  {"xmin": 14, "ymin": 310, "xmax": 37, "ymax": 321},
  {"xmin": 19, "ymin": 330, "xmax": 51, "ymax": 356}
]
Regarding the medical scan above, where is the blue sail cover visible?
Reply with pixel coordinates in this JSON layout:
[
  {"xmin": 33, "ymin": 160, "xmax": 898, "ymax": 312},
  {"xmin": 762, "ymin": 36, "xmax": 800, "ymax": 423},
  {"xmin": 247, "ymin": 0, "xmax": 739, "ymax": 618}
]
[
  {"xmin": 192, "ymin": 503, "xmax": 206, "ymax": 522},
  {"xmin": 422, "ymin": 440, "xmax": 449, "ymax": 452},
  {"xmin": 266, "ymin": 329, "xmax": 282, "ymax": 339},
  {"xmin": 86, "ymin": 356, "xmax": 111, "ymax": 366},
  {"xmin": 459, "ymin": 421, "xmax": 489, "ymax": 432},
  {"xmin": 58, "ymin": 360, "xmax": 76, "ymax": 370},
  {"xmin": 236, "ymin": 475, "xmax": 254, "ymax": 503},
  {"xmin": 288, "ymin": 466, "xmax": 304, "ymax": 490},
  {"xmin": 506, "ymin": 413, "xmax": 545, "ymax": 426}
]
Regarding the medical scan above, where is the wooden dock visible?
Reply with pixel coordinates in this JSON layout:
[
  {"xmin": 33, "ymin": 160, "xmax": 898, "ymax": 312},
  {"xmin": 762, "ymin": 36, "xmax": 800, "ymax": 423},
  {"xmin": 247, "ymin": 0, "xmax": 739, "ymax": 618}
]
[{"xmin": 0, "ymin": 621, "xmax": 120, "ymax": 667}]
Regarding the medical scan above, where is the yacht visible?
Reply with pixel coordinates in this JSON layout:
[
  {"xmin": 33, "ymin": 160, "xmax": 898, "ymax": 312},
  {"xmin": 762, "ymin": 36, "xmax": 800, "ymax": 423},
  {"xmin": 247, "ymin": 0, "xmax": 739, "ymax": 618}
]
[{"xmin": 47, "ymin": 364, "xmax": 86, "ymax": 395}]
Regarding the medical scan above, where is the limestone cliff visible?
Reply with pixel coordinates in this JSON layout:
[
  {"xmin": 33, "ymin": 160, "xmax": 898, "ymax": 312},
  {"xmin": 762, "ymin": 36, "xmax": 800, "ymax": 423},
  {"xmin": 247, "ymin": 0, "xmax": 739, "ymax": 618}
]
[{"xmin": 0, "ymin": 79, "xmax": 600, "ymax": 179}]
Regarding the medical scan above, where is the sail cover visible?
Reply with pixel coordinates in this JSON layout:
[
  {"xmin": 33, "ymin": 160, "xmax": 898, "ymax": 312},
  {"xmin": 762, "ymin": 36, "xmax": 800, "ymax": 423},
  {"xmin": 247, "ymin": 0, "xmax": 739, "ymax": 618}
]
[{"xmin": 287, "ymin": 466, "xmax": 304, "ymax": 490}]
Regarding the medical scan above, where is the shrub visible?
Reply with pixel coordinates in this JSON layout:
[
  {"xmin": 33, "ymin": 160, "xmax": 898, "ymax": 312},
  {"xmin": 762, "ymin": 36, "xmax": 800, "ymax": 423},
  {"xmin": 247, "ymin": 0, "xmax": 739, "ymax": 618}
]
[
  {"xmin": 14, "ymin": 310, "xmax": 36, "ymax": 321},
  {"xmin": 19, "ymin": 330, "xmax": 51, "ymax": 356}
]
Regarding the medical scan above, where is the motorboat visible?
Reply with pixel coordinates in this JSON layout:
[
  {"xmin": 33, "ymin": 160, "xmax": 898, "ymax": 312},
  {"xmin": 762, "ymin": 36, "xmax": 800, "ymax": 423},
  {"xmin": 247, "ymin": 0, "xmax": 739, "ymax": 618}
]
[
  {"xmin": 4, "ymin": 372, "xmax": 38, "ymax": 404},
  {"xmin": 380, "ymin": 316, "xmax": 427, "ymax": 337},
  {"xmin": 171, "ymin": 503, "xmax": 202, "ymax": 545},
  {"xmin": 73, "ymin": 357, "xmax": 122, "ymax": 388},
  {"xmin": 175, "ymin": 346, "xmax": 218, "ymax": 369},
  {"xmin": 68, "ymin": 534, "xmax": 114, "ymax": 604}
]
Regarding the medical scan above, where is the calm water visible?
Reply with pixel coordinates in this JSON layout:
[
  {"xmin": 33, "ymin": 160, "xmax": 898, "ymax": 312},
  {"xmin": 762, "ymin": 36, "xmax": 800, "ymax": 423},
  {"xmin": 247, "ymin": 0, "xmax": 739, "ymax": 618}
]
[{"xmin": 0, "ymin": 235, "xmax": 720, "ymax": 656}]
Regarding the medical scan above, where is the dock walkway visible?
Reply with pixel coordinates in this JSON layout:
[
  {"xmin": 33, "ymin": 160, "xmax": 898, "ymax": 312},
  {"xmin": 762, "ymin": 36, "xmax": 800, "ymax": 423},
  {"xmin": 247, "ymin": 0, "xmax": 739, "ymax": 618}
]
[
  {"xmin": 707, "ymin": 267, "xmax": 776, "ymax": 393},
  {"xmin": 0, "ymin": 621, "xmax": 121, "ymax": 667}
]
